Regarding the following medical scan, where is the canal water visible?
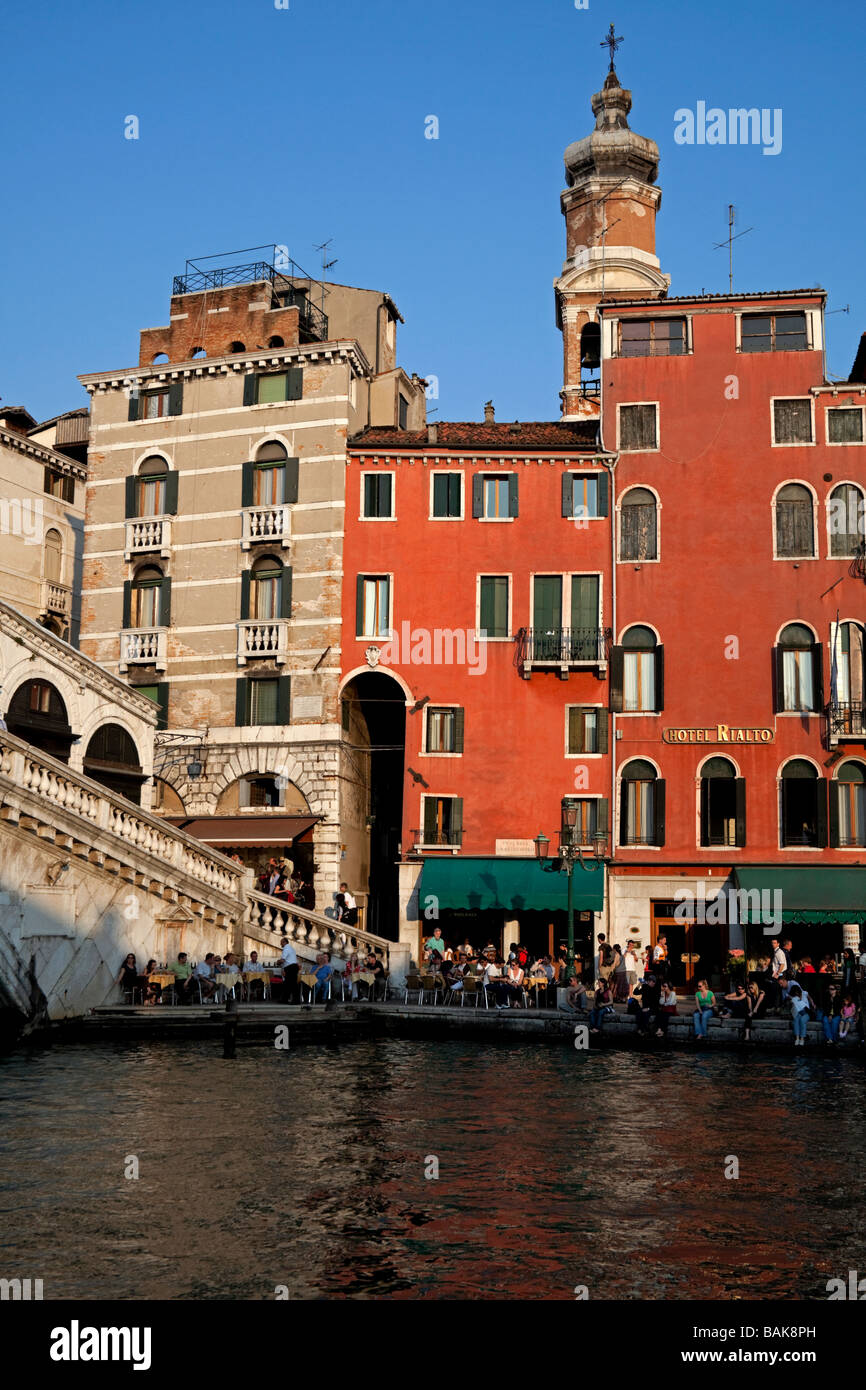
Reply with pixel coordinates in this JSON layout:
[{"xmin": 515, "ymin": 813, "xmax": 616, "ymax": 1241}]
[{"xmin": 0, "ymin": 1039, "xmax": 863, "ymax": 1301}]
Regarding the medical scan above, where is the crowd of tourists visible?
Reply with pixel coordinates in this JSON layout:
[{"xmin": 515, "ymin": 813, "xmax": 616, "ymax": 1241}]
[{"xmin": 420, "ymin": 926, "xmax": 565, "ymax": 1009}]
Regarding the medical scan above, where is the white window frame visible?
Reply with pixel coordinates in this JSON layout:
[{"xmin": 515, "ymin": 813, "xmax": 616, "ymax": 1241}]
[
  {"xmin": 428, "ymin": 470, "xmax": 464, "ymax": 521},
  {"xmin": 475, "ymin": 572, "xmax": 512, "ymax": 641},
  {"xmin": 565, "ymin": 703, "xmax": 604, "ymax": 759},
  {"xmin": 565, "ymin": 471, "xmax": 605, "ymax": 522},
  {"xmin": 616, "ymin": 401, "xmax": 660, "ymax": 453},
  {"xmin": 612, "ymin": 314, "xmax": 693, "ymax": 359},
  {"xmin": 529, "ymin": 571, "xmax": 603, "ymax": 631},
  {"xmin": 770, "ymin": 395, "xmax": 815, "ymax": 447},
  {"xmin": 423, "ymin": 703, "xmax": 463, "ymax": 757},
  {"xmin": 616, "ymin": 484, "xmax": 661, "ymax": 565},
  {"xmin": 479, "ymin": 472, "xmax": 516, "ymax": 522},
  {"xmin": 359, "ymin": 470, "xmax": 396, "ymax": 521},
  {"xmin": 825, "ymin": 404, "xmax": 865, "ymax": 447},
  {"xmin": 777, "ymin": 757, "xmax": 825, "ymax": 852},
  {"xmin": 419, "ymin": 792, "xmax": 462, "ymax": 850},
  {"xmin": 825, "ymin": 480, "xmax": 866, "ymax": 559},
  {"xmin": 770, "ymin": 478, "xmax": 818, "ymax": 561},
  {"xmin": 734, "ymin": 307, "xmax": 821, "ymax": 353},
  {"xmin": 357, "ymin": 573, "xmax": 393, "ymax": 640},
  {"xmin": 616, "ymin": 757, "xmax": 662, "ymax": 851}
]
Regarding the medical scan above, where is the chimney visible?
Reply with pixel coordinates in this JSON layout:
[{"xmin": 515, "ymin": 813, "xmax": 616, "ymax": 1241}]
[
  {"xmin": 484, "ymin": 400, "xmax": 495, "ymax": 424},
  {"xmin": 427, "ymin": 421, "xmax": 439, "ymax": 445}
]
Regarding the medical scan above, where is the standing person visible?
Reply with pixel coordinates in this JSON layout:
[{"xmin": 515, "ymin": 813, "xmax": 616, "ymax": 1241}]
[
  {"xmin": 596, "ymin": 934, "xmax": 614, "ymax": 986},
  {"xmin": 623, "ymin": 940, "xmax": 640, "ymax": 998},
  {"xmin": 425, "ymin": 926, "xmax": 446, "ymax": 959},
  {"xmin": 280, "ymin": 935, "xmax": 299, "ymax": 1004},
  {"xmin": 841, "ymin": 949, "xmax": 858, "ymax": 995},
  {"xmin": 612, "ymin": 943, "xmax": 630, "ymax": 1002},
  {"xmin": 339, "ymin": 884, "xmax": 358, "ymax": 926},
  {"xmin": 652, "ymin": 933, "xmax": 669, "ymax": 981},
  {"xmin": 692, "ymin": 979, "xmax": 715, "ymax": 1042}
]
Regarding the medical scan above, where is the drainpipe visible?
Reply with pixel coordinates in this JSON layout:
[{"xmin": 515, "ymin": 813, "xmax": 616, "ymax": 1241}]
[{"xmin": 597, "ymin": 306, "xmax": 618, "ymax": 946}]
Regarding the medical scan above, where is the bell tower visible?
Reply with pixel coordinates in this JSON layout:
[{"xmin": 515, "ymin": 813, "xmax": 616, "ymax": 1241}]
[{"xmin": 555, "ymin": 29, "xmax": 670, "ymax": 419}]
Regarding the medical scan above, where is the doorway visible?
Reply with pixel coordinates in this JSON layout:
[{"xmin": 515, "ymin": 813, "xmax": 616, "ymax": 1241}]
[{"xmin": 652, "ymin": 901, "xmax": 726, "ymax": 992}]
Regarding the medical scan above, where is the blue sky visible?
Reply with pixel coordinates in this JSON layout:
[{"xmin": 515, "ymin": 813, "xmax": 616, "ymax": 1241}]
[{"xmin": 1, "ymin": 0, "xmax": 863, "ymax": 423}]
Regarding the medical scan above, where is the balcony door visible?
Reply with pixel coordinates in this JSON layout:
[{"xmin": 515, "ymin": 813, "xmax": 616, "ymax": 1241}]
[
  {"xmin": 533, "ymin": 576, "xmax": 562, "ymax": 660},
  {"xmin": 571, "ymin": 575, "xmax": 599, "ymax": 659}
]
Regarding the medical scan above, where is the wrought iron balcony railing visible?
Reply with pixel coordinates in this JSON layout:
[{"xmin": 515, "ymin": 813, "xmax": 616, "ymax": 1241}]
[
  {"xmin": 171, "ymin": 260, "xmax": 328, "ymax": 342},
  {"xmin": 411, "ymin": 827, "xmax": 463, "ymax": 850},
  {"xmin": 827, "ymin": 701, "xmax": 866, "ymax": 741},
  {"xmin": 516, "ymin": 626, "xmax": 610, "ymax": 672}
]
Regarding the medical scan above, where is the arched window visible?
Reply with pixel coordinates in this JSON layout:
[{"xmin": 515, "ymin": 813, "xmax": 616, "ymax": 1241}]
[
  {"xmin": 254, "ymin": 441, "xmax": 287, "ymax": 506},
  {"xmin": 136, "ymin": 456, "xmax": 168, "ymax": 517},
  {"xmin": 830, "ymin": 622, "xmax": 865, "ymax": 735},
  {"xmin": 228, "ymin": 341, "xmax": 246, "ymax": 354},
  {"xmin": 152, "ymin": 778, "xmax": 185, "ymax": 815},
  {"xmin": 250, "ymin": 554, "xmax": 283, "ymax": 620},
  {"xmin": 828, "ymin": 483, "xmax": 865, "ymax": 556},
  {"xmin": 775, "ymin": 483, "xmax": 814, "ymax": 558},
  {"xmin": 132, "ymin": 564, "xmax": 165, "ymax": 627},
  {"xmin": 612, "ymin": 625, "xmax": 663, "ymax": 713},
  {"xmin": 151, "ymin": 352, "xmax": 169, "ymax": 364},
  {"xmin": 620, "ymin": 487, "xmax": 658, "ymax": 561},
  {"xmin": 7, "ymin": 679, "xmax": 73, "ymax": 762},
  {"xmin": 579, "ymin": 321, "xmax": 600, "ymax": 370},
  {"xmin": 700, "ymin": 757, "xmax": 744, "ymax": 847},
  {"xmin": 833, "ymin": 761, "xmax": 866, "ymax": 847},
  {"xmin": 44, "ymin": 528, "xmax": 62, "ymax": 583},
  {"xmin": 83, "ymin": 724, "xmax": 144, "ymax": 805},
  {"xmin": 780, "ymin": 759, "xmax": 826, "ymax": 847},
  {"xmin": 620, "ymin": 759, "xmax": 664, "ymax": 846},
  {"xmin": 775, "ymin": 623, "xmax": 820, "ymax": 713},
  {"xmin": 191, "ymin": 346, "xmax": 206, "ymax": 359},
  {"xmin": 268, "ymin": 335, "xmax": 285, "ymax": 348}
]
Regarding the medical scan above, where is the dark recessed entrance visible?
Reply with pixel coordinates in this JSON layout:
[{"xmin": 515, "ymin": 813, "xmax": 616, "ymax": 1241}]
[{"xmin": 6, "ymin": 680, "xmax": 75, "ymax": 762}]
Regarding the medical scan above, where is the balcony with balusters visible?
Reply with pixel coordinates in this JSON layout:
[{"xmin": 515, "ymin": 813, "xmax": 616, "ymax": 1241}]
[
  {"xmin": 119, "ymin": 628, "xmax": 168, "ymax": 672},
  {"xmin": 40, "ymin": 580, "xmax": 71, "ymax": 619},
  {"xmin": 237, "ymin": 620, "xmax": 289, "ymax": 665},
  {"xmin": 241, "ymin": 504, "xmax": 291, "ymax": 550},
  {"xmin": 125, "ymin": 516, "xmax": 172, "ymax": 560}
]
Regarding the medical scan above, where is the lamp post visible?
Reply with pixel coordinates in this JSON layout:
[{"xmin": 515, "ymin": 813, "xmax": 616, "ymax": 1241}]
[{"xmin": 534, "ymin": 799, "xmax": 608, "ymax": 985}]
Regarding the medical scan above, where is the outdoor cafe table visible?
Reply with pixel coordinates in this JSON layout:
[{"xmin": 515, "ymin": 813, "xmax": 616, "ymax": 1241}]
[
  {"xmin": 526, "ymin": 975, "xmax": 550, "ymax": 1006},
  {"xmin": 148, "ymin": 972, "xmax": 175, "ymax": 989}
]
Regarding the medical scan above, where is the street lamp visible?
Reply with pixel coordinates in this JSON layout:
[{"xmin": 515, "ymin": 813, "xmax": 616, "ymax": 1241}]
[{"xmin": 534, "ymin": 799, "xmax": 608, "ymax": 985}]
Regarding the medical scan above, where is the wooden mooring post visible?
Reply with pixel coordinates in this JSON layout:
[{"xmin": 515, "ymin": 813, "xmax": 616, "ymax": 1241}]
[{"xmin": 223, "ymin": 997, "xmax": 238, "ymax": 1058}]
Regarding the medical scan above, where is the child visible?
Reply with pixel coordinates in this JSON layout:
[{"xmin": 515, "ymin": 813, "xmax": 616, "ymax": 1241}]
[{"xmin": 839, "ymin": 993, "xmax": 856, "ymax": 1040}]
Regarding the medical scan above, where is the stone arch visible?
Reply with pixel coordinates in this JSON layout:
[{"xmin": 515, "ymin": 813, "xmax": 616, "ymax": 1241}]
[
  {"xmin": 208, "ymin": 745, "xmax": 319, "ymax": 812},
  {"xmin": 339, "ymin": 663, "xmax": 415, "ymax": 704},
  {"xmin": 2, "ymin": 657, "xmax": 83, "ymax": 742}
]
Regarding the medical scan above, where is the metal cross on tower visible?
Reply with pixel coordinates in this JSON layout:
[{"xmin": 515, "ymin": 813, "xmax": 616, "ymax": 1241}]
[{"xmin": 601, "ymin": 22, "xmax": 624, "ymax": 71}]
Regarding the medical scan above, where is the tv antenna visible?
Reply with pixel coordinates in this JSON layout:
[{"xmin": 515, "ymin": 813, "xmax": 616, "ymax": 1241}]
[
  {"xmin": 826, "ymin": 304, "xmax": 850, "ymax": 316},
  {"xmin": 314, "ymin": 239, "xmax": 339, "ymax": 275},
  {"xmin": 713, "ymin": 204, "xmax": 753, "ymax": 293}
]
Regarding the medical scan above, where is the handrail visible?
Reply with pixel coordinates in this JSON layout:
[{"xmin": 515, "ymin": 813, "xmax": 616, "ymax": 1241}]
[{"xmin": 245, "ymin": 889, "xmax": 393, "ymax": 966}]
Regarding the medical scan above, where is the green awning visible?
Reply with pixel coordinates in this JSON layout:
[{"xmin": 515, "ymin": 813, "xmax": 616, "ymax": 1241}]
[
  {"xmin": 732, "ymin": 867, "xmax": 866, "ymax": 925},
  {"xmin": 420, "ymin": 857, "xmax": 604, "ymax": 914}
]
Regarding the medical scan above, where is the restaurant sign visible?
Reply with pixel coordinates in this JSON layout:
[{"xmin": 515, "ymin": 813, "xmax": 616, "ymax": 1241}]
[{"xmin": 662, "ymin": 724, "xmax": 774, "ymax": 745}]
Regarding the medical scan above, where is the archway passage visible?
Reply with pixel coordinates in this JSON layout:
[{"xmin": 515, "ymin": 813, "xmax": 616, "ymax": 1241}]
[
  {"xmin": 341, "ymin": 671, "xmax": 406, "ymax": 938},
  {"xmin": 6, "ymin": 680, "xmax": 75, "ymax": 762},
  {"xmin": 83, "ymin": 724, "xmax": 145, "ymax": 804}
]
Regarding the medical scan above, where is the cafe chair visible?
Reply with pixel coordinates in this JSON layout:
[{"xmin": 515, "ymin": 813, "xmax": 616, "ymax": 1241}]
[
  {"xmin": 419, "ymin": 973, "xmax": 443, "ymax": 1006},
  {"xmin": 403, "ymin": 973, "xmax": 424, "ymax": 1005}
]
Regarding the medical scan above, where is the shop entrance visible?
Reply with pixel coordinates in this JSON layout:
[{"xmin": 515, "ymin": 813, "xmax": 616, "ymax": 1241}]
[{"xmin": 652, "ymin": 901, "xmax": 726, "ymax": 992}]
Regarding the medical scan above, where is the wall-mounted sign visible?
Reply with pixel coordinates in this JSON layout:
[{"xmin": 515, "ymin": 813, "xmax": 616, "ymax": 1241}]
[
  {"xmin": 495, "ymin": 839, "xmax": 537, "ymax": 857},
  {"xmin": 662, "ymin": 724, "xmax": 774, "ymax": 745}
]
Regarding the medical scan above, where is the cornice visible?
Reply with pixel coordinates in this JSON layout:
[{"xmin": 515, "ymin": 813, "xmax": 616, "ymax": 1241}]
[
  {"xmin": 0, "ymin": 427, "xmax": 87, "ymax": 481},
  {"xmin": 78, "ymin": 340, "xmax": 372, "ymax": 394}
]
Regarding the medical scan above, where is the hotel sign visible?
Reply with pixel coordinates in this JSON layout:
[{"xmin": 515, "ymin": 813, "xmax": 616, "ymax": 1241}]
[{"xmin": 662, "ymin": 724, "xmax": 775, "ymax": 745}]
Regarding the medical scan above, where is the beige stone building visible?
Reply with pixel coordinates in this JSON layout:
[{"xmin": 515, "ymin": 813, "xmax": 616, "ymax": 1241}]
[
  {"xmin": 78, "ymin": 256, "xmax": 425, "ymax": 919},
  {"xmin": 0, "ymin": 405, "xmax": 87, "ymax": 646}
]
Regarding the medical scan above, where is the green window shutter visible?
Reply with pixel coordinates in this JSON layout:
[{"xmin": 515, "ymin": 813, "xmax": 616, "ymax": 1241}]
[
  {"xmin": 287, "ymin": 367, "xmax": 303, "ymax": 401},
  {"xmin": 811, "ymin": 642, "xmax": 824, "ymax": 710},
  {"xmin": 240, "ymin": 571, "xmax": 251, "ymax": 621},
  {"xmin": 453, "ymin": 707, "xmax": 464, "ymax": 753},
  {"xmin": 815, "ymin": 779, "xmax": 829, "ymax": 848},
  {"xmin": 164, "ymin": 470, "xmax": 179, "ymax": 515},
  {"xmin": 356, "ymin": 575, "xmax": 365, "ymax": 636},
  {"xmin": 609, "ymin": 646, "xmax": 624, "ymax": 711},
  {"xmin": 243, "ymin": 375, "xmax": 257, "ymax": 407},
  {"xmin": 159, "ymin": 576, "xmax": 172, "ymax": 626},
  {"xmin": 508, "ymin": 474, "xmax": 519, "ymax": 517},
  {"xmin": 772, "ymin": 645, "xmax": 785, "ymax": 714},
  {"xmin": 828, "ymin": 782, "xmax": 840, "ymax": 848},
  {"xmin": 125, "ymin": 476, "xmax": 137, "ymax": 518},
  {"xmin": 155, "ymin": 683, "xmax": 169, "ymax": 731},
  {"xmin": 277, "ymin": 675, "xmax": 291, "ymax": 724},
  {"xmin": 562, "ymin": 473, "xmax": 573, "ymax": 518},
  {"xmin": 654, "ymin": 644, "xmax": 665, "ymax": 712},
  {"xmin": 597, "ymin": 709, "xmax": 609, "ymax": 754},
  {"xmin": 43, "ymin": 466, "xmax": 51, "ymax": 494},
  {"xmin": 168, "ymin": 384, "xmax": 183, "ymax": 416},
  {"xmin": 449, "ymin": 474, "xmax": 461, "ymax": 515},
  {"xmin": 128, "ymin": 391, "xmax": 140, "ymax": 422},
  {"xmin": 122, "ymin": 581, "xmax": 132, "ymax": 629},
  {"xmin": 63, "ymin": 475, "xmax": 75, "ymax": 503},
  {"xmin": 700, "ymin": 777, "xmax": 711, "ymax": 846},
  {"xmin": 241, "ymin": 461, "xmax": 255, "ymax": 508},
  {"xmin": 735, "ymin": 777, "xmax": 747, "ymax": 848},
  {"xmin": 596, "ymin": 797, "xmax": 609, "ymax": 838},
  {"xmin": 597, "ymin": 472, "xmax": 609, "ymax": 517},
  {"xmin": 280, "ymin": 568, "xmax": 293, "ymax": 619},
  {"xmin": 451, "ymin": 797, "xmax": 463, "ymax": 846},
  {"xmin": 568, "ymin": 707, "xmax": 583, "ymax": 754},
  {"xmin": 285, "ymin": 458, "xmax": 299, "ymax": 504},
  {"xmin": 423, "ymin": 797, "xmax": 437, "ymax": 842},
  {"xmin": 654, "ymin": 779, "xmax": 666, "ymax": 846},
  {"xmin": 235, "ymin": 678, "xmax": 248, "ymax": 727},
  {"xmin": 472, "ymin": 475, "xmax": 483, "ymax": 517}
]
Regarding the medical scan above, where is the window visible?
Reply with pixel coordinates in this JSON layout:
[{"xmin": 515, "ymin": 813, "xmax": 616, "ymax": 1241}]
[
  {"xmin": 563, "ymin": 472, "xmax": 608, "ymax": 520},
  {"xmin": 741, "ymin": 311, "xmax": 808, "ymax": 353},
  {"xmin": 619, "ymin": 404, "xmax": 658, "ymax": 451},
  {"xmin": 253, "ymin": 442, "xmax": 287, "ymax": 506},
  {"xmin": 250, "ymin": 555, "xmax": 284, "ymax": 620},
  {"xmin": 619, "ymin": 317, "xmax": 687, "ymax": 357},
  {"xmin": 240, "ymin": 775, "xmax": 282, "ymax": 808},
  {"xmin": 827, "ymin": 407, "xmax": 864, "ymax": 445},
  {"xmin": 43, "ymin": 468, "xmax": 75, "ymax": 502},
  {"xmin": 133, "ymin": 682, "xmax": 169, "ymax": 730},
  {"xmin": 828, "ymin": 483, "xmax": 865, "ymax": 556},
  {"xmin": 531, "ymin": 574, "xmax": 600, "ymax": 660},
  {"xmin": 775, "ymin": 623, "xmax": 821, "ymax": 713},
  {"xmin": 700, "ymin": 757, "xmax": 745, "ymax": 847},
  {"xmin": 236, "ymin": 675, "xmax": 290, "ymax": 726},
  {"xmin": 472, "ymin": 474, "xmax": 518, "ymax": 519},
  {"xmin": 425, "ymin": 706, "xmax": 464, "ymax": 754},
  {"xmin": 563, "ymin": 797, "xmax": 603, "ymax": 846},
  {"xmin": 775, "ymin": 483, "xmax": 814, "ymax": 557},
  {"xmin": 611, "ymin": 626, "xmax": 663, "ymax": 714},
  {"xmin": 780, "ymin": 759, "xmax": 826, "ymax": 847},
  {"xmin": 129, "ymin": 384, "xmax": 183, "ymax": 421},
  {"xmin": 421, "ymin": 795, "xmax": 463, "ymax": 847},
  {"xmin": 833, "ymin": 762, "xmax": 866, "ymax": 847},
  {"xmin": 567, "ymin": 707, "xmax": 608, "ymax": 755},
  {"xmin": 137, "ymin": 456, "xmax": 168, "ymax": 516},
  {"xmin": 620, "ymin": 760, "xmax": 664, "ymax": 846},
  {"xmin": 831, "ymin": 622, "xmax": 865, "ymax": 717},
  {"xmin": 398, "ymin": 393, "xmax": 409, "ymax": 430},
  {"xmin": 432, "ymin": 472, "xmax": 462, "ymax": 518},
  {"xmin": 250, "ymin": 679, "xmax": 279, "ymax": 725},
  {"xmin": 229, "ymin": 341, "xmax": 246, "ymax": 353},
  {"xmin": 243, "ymin": 369, "xmax": 303, "ymax": 406},
  {"xmin": 356, "ymin": 575, "xmax": 391, "ymax": 638},
  {"xmin": 43, "ymin": 528, "xmax": 62, "ymax": 583},
  {"xmin": 619, "ymin": 487, "xmax": 658, "ymax": 561},
  {"xmin": 479, "ymin": 575, "xmax": 509, "ymax": 638},
  {"xmin": 362, "ymin": 473, "xmax": 393, "ymax": 518},
  {"xmin": 773, "ymin": 398, "xmax": 813, "ymax": 445},
  {"xmin": 129, "ymin": 565, "xmax": 167, "ymax": 628},
  {"xmin": 29, "ymin": 681, "xmax": 52, "ymax": 715}
]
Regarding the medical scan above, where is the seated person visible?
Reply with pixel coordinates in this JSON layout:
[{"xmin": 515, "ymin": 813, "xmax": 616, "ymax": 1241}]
[
  {"xmin": 168, "ymin": 952, "xmax": 194, "ymax": 1002},
  {"xmin": 313, "ymin": 953, "xmax": 334, "ymax": 1002},
  {"xmin": 117, "ymin": 954, "xmax": 140, "ymax": 999},
  {"xmin": 142, "ymin": 958, "xmax": 162, "ymax": 1005},
  {"xmin": 566, "ymin": 976, "xmax": 590, "ymax": 1012},
  {"xmin": 194, "ymin": 953, "xmax": 218, "ymax": 1000}
]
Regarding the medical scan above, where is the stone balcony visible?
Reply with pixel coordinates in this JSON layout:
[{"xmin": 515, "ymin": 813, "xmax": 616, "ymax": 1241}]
[
  {"xmin": 120, "ymin": 628, "xmax": 168, "ymax": 672},
  {"xmin": 124, "ymin": 516, "xmax": 172, "ymax": 559},
  {"xmin": 237, "ymin": 619, "xmax": 289, "ymax": 665},
  {"xmin": 40, "ymin": 581, "xmax": 71, "ymax": 618},
  {"xmin": 241, "ymin": 504, "xmax": 291, "ymax": 550}
]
